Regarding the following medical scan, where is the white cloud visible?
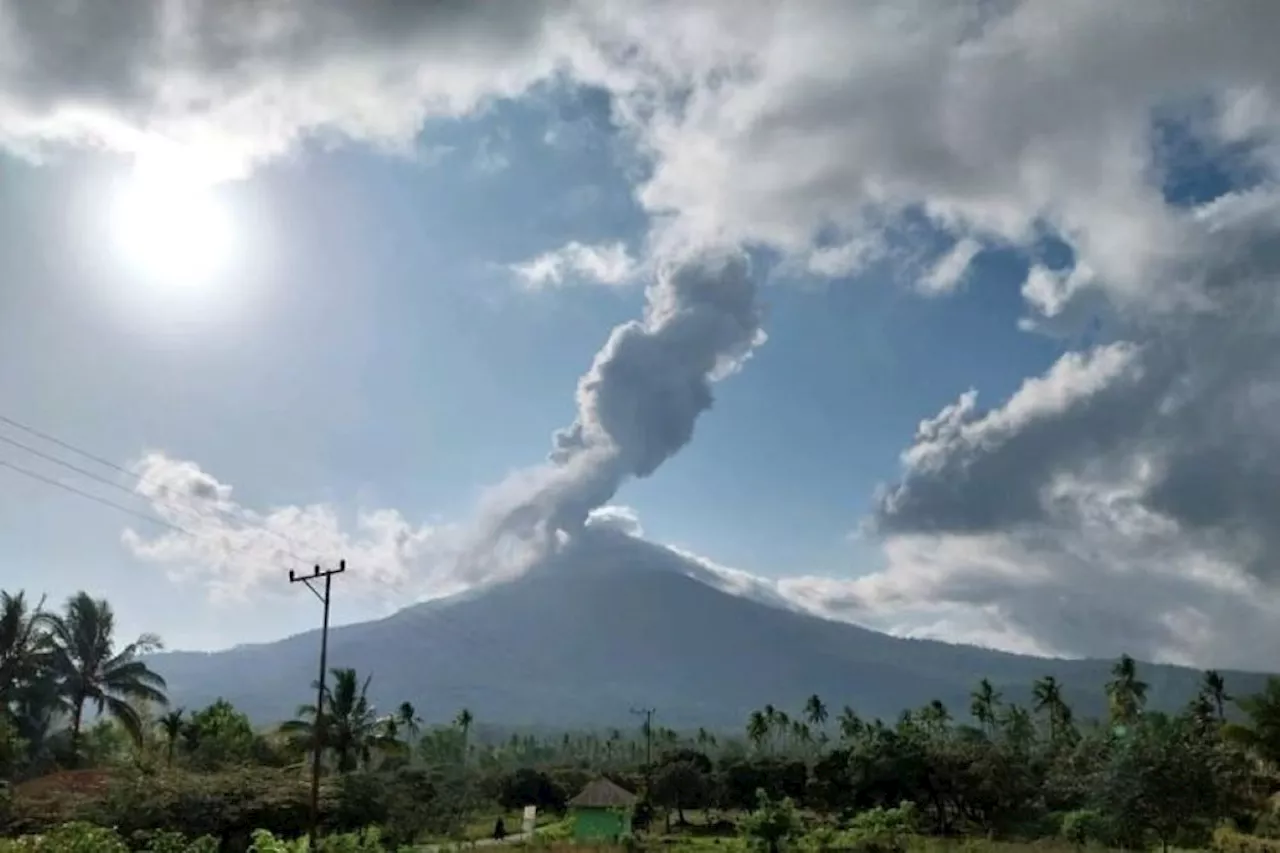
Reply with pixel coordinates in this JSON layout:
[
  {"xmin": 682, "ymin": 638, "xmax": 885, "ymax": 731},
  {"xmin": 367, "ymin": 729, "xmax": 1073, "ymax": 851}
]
[
  {"xmin": 919, "ymin": 238, "xmax": 981, "ymax": 296},
  {"xmin": 0, "ymin": 0, "xmax": 573, "ymax": 183},
  {"xmin": 122, "ymin": 452, "xmax": 462, "ymax": 604},
  {"xmin": 511, "ymin": 241, "xmax": 639, "ymax": 289}
]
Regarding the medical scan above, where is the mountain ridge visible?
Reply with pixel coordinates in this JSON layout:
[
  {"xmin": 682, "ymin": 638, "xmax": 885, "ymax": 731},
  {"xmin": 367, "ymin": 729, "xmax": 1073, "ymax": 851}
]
[{"xmin": 147, "ymin": 529, "xmax": 1275, "ymax": 729}]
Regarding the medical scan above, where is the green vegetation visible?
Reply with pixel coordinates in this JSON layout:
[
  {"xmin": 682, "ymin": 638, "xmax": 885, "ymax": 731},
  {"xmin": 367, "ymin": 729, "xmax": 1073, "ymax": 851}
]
[{"xmin": 6, "ymin": 588, "xmax": 1280, "ymax": 850}]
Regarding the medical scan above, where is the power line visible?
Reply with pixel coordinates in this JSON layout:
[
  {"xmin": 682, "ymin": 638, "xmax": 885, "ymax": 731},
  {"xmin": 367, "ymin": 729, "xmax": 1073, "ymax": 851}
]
[
  {"xmin": 0, "ymin": 431, "xmax": 161, "ymax": 504},
  {"xmin": 0, "ymin": 413, "xmax": 126, "ymax": 476},
  {"xmin": 0, "ymin": 457, "xmax": 197, "ymax": 538},
  {"xmin": 0, "ymin": 411, "xmax": 320, "ymax": 567},
  {"xmin": 0, "ymin": 432, "xmax": 314, "ymax": 571}
]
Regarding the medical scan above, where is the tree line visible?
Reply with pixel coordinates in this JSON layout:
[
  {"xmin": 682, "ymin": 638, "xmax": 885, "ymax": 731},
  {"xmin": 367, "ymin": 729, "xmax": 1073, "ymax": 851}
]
[{"xmin": 7, "ymin": 586, "xmax": 1280, "ymax": 851}]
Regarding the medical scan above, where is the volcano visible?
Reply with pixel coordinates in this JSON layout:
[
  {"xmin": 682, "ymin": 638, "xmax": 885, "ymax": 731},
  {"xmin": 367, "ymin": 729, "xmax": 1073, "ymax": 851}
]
[{"xmin": 148, "ymin": 529, "xmax": 1271, "ymax": 729}]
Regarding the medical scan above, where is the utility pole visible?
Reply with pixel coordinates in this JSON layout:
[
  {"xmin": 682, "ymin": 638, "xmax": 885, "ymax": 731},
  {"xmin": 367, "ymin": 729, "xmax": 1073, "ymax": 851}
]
[
  {"xmin": 290, "ymin": 560, "xmax": 346, "ymax": 852},
  {"xmin": 630, "ymin": 706, "xmax": 656, "ymax": 769}
]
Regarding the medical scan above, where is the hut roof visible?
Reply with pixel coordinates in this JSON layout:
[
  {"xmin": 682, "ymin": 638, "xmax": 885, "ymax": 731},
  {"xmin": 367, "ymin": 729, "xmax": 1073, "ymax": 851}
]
[{"xmin": 569, "ymin": 777, "xmax": 638, "ymax": 809}]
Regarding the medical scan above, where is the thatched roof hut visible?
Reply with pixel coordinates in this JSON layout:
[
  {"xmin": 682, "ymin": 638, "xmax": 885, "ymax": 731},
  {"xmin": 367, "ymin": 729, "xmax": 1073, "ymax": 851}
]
[{"xmin": 569, "ymin": 777, "xmax": 638, "ymax": 809}]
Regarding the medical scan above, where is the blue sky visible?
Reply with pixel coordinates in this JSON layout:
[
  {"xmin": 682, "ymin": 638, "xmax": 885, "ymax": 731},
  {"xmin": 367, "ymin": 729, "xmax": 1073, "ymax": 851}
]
[
  {"xmin": 1, "ymin": 88, "xmax": 1062, "ymax": 649},
  {"xmin": 2, "ymin": 1, "xmax": 1280, "ymax": 669}
]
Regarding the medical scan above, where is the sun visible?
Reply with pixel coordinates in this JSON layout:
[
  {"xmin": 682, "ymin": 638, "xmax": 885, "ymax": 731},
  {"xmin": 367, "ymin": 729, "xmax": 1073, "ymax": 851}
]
[{"xmin": 109, "ymin": 159, "xmax": 236, "ymax": 288}]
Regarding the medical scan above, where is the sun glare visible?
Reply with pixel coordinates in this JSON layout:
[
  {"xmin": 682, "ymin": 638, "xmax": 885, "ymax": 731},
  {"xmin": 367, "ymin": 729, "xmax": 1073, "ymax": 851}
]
[{"xmin": 109, "ymin": 161, "xmax": 236, "ymax": 288}]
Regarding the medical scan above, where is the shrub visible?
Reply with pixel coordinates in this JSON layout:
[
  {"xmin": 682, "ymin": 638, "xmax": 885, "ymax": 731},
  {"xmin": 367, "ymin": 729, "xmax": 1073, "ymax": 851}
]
[
  {"xmin": 1213, "ymin": 827, "xmax": 1280, "ymax": 853},
  {"xmin": 1061, "ymin": 808, "xmax": 1109, "ymax": 848},
  {"xmin": 99, "ymin": 767, "xmax": 322, "ymax": 842},
  {"xmin": 0, "ymin": 821, "xmax": 128, "ymax": 853},
  {"xmin": 740, "ymin": 789, "xmax": 802, "ymax": 852},
  {"xmin": 0, "ymin": 825, "xmax": 384, "ymax": 853},
  {"xmin": 847, "ymin": 801, "xmax": 919, "ymax": 850}
]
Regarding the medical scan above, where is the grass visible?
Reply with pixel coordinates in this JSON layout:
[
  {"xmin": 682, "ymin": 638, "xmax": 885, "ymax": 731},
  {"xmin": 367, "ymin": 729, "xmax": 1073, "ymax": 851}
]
[{"xmin": 421, "ymin": 808, "xmax": 562, "ymax": 844}]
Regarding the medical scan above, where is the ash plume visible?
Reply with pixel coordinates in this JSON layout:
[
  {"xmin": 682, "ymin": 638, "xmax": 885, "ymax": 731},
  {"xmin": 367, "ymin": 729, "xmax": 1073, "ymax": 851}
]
[{"xmin": 463, "ymin": 248, "xmax": 764, "ymax": 578}]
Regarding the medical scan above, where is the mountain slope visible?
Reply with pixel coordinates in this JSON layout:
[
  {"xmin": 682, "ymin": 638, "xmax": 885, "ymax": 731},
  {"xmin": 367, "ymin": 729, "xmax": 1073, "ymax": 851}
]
[{"xmin": 148, "ymin": 529, "xmax": 1273, "ymax": 729}]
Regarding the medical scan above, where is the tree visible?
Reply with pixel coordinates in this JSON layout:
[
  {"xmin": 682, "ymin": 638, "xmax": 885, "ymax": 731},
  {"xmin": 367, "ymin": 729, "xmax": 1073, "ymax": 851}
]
[
  {"xmin": 45, "ymin": 592, "xmax": 167, "ymax": 761},
  {"xmin": 397, "ymin": 701, "xmax": 422, "ymax": 744},
  {"xmin": 1033, "ymin": 675, "xmax": 1073, "ymax": 744},
  {"xmin": 971, "ymin": 678, "xmax": 1002, "ymax": 735},
  {"xmin": 1107, "ymin": 654, "xmax": 1148, "ymax": 727},
  {"xmin": 838, "ymin": 705, "xmax": 863, "ymax": 741},
  {"xmin": 0, "ymin": 591, "xmax": 56, "ymax": 766},
  {"xmin": 804, "ymin": 694, "xmax": 828, "ymax": 731},
  {"xmin": 1225, "ymin": 677, "xmax": 1280, "ymax": 765},
  {"xmin": 184, "ymin": 698, "xmax": 255, "ymax": 769},
  {"xmin": 1000, "ymin": 704, "xmax": 1035, "ymax": 753},
  {"xmin": 455, "ymin": 708, "xmax": 474, "ymax": 763},
  {"xmin": 740, "ymin": 788, "xmax": 801, "ymax": 853},
  {"xmin": 791, "ymin": 720, "xmax": 813, "ymax": 756},
  {"xmin": 0, "ymin": 592, "xmax": 49, "ymax": 708},
  {"xmin": 1095, "ymin": 713, "xmax": 1242, "ymax": 852},
  {"xmin": 747, "ymin": 710, "xmax": 770, "ymax": 753},
  {"xmin": 282, "ymin": 667, "xmax": 395, "ymax": 773},
  {"xmin": 920, "ymin": 699, "xmax": 951, "ymax": 735},
  {"xmin": 497, "ymin": 768, "xmax": 567, "ymax": 814},
  {"xmin": 157, "ymin": 708, "xmax": 184, "ymax": 765},
  {"xmin": 1202, "ymin": 670, "xmax": 1231, "ymax": 723},
  {"xmin": 652, "ymin": 758, "xmax": 711, "ymax": 824}
]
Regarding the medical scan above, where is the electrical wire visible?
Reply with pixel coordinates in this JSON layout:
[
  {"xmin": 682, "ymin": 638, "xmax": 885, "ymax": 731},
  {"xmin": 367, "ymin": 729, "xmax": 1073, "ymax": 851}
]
[
  {"xmin": 0, "ymin": 412, "xmax": 322, "ymax": 569},
  {"xmin": 0, "ymin": 457, "xmax": 197, "ymax": 538},
  {"xmin": 0, "ymin": 430, "xmax": 313, "ymax": 569}
]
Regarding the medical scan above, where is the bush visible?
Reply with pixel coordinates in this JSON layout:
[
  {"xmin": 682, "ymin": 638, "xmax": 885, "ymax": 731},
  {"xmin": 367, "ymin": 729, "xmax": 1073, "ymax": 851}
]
[
  {"xmin": 1214, "ymin": 827, "xmax": 1280, "ymax": 853},
  {"xmin": 740, "ymin": 789, "xmax": 802, "ymax": 852},
  {"xmin": 1061, "ymin": 808, "xmax": 1109, "ymax": 848},
  {"xmin": 0, "ymin": 821, "xmax": 128, "ymax": 853},
  {"xmin": 101, "ymin": 767, "xmax": 319, "ymax": 842},
  {"xmin": 0, "ymin": 824, "xmax": 386, "ymax": 853},
  {"xmin": 846, "ymin": 802, "xmax": 919, "ymax": 850}
]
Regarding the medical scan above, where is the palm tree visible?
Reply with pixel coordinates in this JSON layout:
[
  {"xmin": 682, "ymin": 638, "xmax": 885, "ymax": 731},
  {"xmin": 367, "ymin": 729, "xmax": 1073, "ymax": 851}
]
[
  {"xmin": 379, "ymin": 713, "xmax": 400, "ymax": 743},
  {"xmin": 774, "ymin": 710, "xmax": 791, "ymax": 752},
  {"xmin": 1032, "ymin": 675, "xmax": 1071, "ymax": 743},
  {"xmin": 397, "ymin": 701, "xmax": 422, "ymax": 743},
  {"xmin": 921, "ymin": 699, "xmax": 951, "ymax": 735},
  {"xmin": 804, "ymin": 694, "xmax": 828, "ymax": 732},
  {"xmin": 792, "ymin": 720, "xmax": 812, "ymax": 755},
  {"xmin": 0, "ymin": 591, "xmax": 50, "ymax": 705},
  {"xmin": 157, "ymin": 708, "xmax": 185, "ymax": 765},
  {"xmin": 46, "ymin": 592, "xmax": 167, "ymax": 761},
  {"xmin": 970, "ymin": 678, "xmax": 1001, "ymax": 735},
  {"xmin": 838, "ymin": 705, "xmax": 862, "ymax": 741},
  {"xmin": 1106, "ymin": 654, "xmax": 1148, "ymax": 726},
  {"xmin": 747, "ymin": 710, "xmax": 770, "ymax": 752},
  {"xmin": 0, "ymin": 591, "xmax": 58, "ymax": 758},
  {"xmin": 1225, "ymin": 677, "xmax": 1280, "ymax": 765},
  {"xmin": 282, "ymin": 667, "xmax": 394, "ymax": 773},
  {"xmin": 1202, "ymin": 670, "xmax": 1231, "ymax": 722},
  {"xmin": 1001, "ymin": 703, "xmax": 1035, "ymax": 750},
  {"xmin": 455, "ymin": 707, "xmax": 474, "ymax": 763}
]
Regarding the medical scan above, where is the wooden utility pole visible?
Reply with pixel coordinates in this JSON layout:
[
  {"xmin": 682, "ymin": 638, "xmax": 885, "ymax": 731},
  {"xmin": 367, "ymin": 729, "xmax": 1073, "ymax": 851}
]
[
  {"xmin": 630, "ymin": 706, "xmax": 656, "ymax": 769},
  {"xmin": 290, "ymin": 560, "xmax": 346, "ymax": 852}
]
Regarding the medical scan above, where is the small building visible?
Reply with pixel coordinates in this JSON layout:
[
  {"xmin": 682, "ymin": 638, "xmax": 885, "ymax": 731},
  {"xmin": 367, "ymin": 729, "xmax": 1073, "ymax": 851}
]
[{"xmin": 569, "ymin": 777, "xmax": 639, "ymax": 842}]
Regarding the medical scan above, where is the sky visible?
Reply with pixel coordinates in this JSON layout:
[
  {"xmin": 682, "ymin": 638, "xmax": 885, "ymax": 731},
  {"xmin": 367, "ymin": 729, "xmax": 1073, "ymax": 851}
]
[{"xmin": 2, "ymin": 0, "xmax": 1280, "ymax": 670}]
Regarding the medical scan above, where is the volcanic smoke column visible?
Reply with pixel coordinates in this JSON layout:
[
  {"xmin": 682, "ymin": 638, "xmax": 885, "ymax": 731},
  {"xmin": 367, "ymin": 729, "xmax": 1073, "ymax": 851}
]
[{"xmin": 480, "ymin": 248, "xmax": 765, "ymax": 563}]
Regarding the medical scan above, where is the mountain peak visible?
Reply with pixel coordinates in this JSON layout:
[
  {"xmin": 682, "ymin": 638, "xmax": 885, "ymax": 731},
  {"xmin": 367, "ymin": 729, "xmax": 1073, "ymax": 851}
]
[{"xmin": 148, "ymin": 530, "xmax": 1274, "ymax": 729}]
